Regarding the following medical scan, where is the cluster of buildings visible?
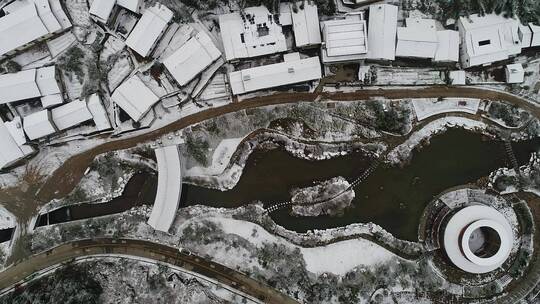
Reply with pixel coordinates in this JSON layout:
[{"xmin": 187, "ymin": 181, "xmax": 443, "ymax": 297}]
[{"xmin": 0, "ymin": 0, "xmax": 539, "ymax": 171}]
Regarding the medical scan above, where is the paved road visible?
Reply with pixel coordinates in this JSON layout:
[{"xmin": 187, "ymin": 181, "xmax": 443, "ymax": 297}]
[
  {"xmin": 0, "ymin": 238, "xmax": 298, "ymax": 304},
  {"xmin": 36, "ymin": 86, "xmax": 540, "ymax": 202}
]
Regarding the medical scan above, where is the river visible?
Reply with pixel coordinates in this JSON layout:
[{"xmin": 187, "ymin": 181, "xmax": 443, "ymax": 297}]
[{"xmin": 35, "ymin": 129, "xmax": 540, "ymax": 242}]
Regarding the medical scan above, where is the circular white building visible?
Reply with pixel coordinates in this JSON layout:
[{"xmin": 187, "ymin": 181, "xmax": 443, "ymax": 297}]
[{"xmin": 443, "ymin": 205, "xmax": 514, "ymax": 274}]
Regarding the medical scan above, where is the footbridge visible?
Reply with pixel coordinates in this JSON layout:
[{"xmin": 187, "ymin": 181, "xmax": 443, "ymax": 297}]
[{"xmin": 147, "ymin": 145, "xmax": 183, "ymax": 233}]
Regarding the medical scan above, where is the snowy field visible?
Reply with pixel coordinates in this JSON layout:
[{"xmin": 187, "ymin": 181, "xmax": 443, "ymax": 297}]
[{"xmin": 413, "ymin": 98, "xmax": 481, "ymax": 121}]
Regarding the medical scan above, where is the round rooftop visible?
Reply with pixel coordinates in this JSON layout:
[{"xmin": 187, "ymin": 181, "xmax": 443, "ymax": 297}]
[{"xmin": 443, "ymin": 205, "xmax": 514, "ymax": 274}]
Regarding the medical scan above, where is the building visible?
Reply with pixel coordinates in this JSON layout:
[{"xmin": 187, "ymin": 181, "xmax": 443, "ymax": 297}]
[
  {"xmin": 111, "ymin": 75, "xmax": 160, "ymax": 122},
  {"xmin": 125, "ymin": 4, "xmax": 173, "ymax": 57},
  {"xmin": 443, "ymin": 205, "xmax": 513, "ymax": 274},
  {"xmin": 290, "ymin": 1, "xmax": 321, "ymax": 48},
  {"xmin": 449, "ymin": 70, "xmax": 466, "ymax": 85},
  {"xmin": 89, "ymin": 0, "xmax": 143, "ymax": 23},
  {"xmin": 87, "ymin": 94, "xmax": 112, "ymax": 131},
  {"xmin": 219, "ymin": 6, "xmax": 287, "ymax": 61},
  {"xmin": 457, "ymin": 14, "xmax": 524, "ymax": 68},
  {"xmin": 0, "ymin": 118, "xmax": 34, "ymax": 170},
  {"xmin": 0, "ymin": 69, "xmax": 42, "ymax": 104},
  {"xmin": 505, "ymin": 63, "xmax": 525, "ymax": 83},
  {"xmin": 89, "ymin": 0, "xmax": 116, "ymax": 23},
  {"xmin": 50, "ymin": 99, "xmax": 93, "ymax": 130},
  {"xmin": 23, "ymin": 109, "xmax": 57, "ymax": 140},
  {"xmin": 396, "ymin": 26, "xmax": 438, "ymax": 59},
  {"xmin": 229, "ymin": 52, "xmax": 321, "ymax": 95},
  {"xmin": 321, "ymin": 15, "xmax": 368, "ymax": 63},
  {"xmin": 147, "ymin": 145, "xmax": 183, "ymax": 232},
  {"xmin": 0, "ymin": 0, "xmax": 71, "ymax": 59},
  {"xmin": 367, "ymin": 4, "xmax": 398, "ymax": 61},
  {"xmin": 435, "ymin": 30, "xmax": 460, "ymax": 62},
  {"xmin": 530, "ymin": 23, "xmax": 540, "ymax": 47},
  {"xmin": 0, "ymin": 66, "xmax": 63, "ymax": 105},
  {"xmin": 163, "ymin": 31, "xmax": 222, "ymax": 87}
]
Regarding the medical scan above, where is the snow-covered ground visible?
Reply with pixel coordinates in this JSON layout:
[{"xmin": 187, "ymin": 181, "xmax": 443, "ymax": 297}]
[
  {"xmin": 412, "ymin": 98, "xmax": 481, "ymax": 121},
  {"xmin": 185, "ymin": 137, "xmax": 246, "ymax": 177}
]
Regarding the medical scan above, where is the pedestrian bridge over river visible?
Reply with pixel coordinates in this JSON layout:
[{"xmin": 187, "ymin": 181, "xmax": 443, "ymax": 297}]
[{"xmin": 147, "ymin": 145, "xmax": 183, "ymax": 233}]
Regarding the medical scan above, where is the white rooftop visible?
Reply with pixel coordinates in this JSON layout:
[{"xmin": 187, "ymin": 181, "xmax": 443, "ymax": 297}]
[
  {"xmin": 125, "ymin": 4, "xmax": 173, "ymax": 57},
  {"xmin": 229, "ymin": 53, "xmax": 321, "ymax": 95},
  {"xmin": 89, "ymin": 0, "xmax": 116, "ymax": 22},
  {"xmin": 41, "ymin": 94, "xmax": 63, "ymax": 108},
  {"xmin": 116, "ymin": 0, "xmax": 143, "ymax": 13},
  {"xmin": 87, "ymin": 94, "xmax": 112, "ymax": 131},
  {"xmin": 111, "ymin": 75, "xmax": 160, "ymax": 122},
  {"xmin": 0, "ymin": 118, "xmax": 33, "ymax": 169},
  {"xmin": 4, "ymin": 117, "xmax": 28, "ymax": 147},
  {"xmin": 23, "ymin": 110, "xmax": 57, "ymax": 140},
  {"xmin": 291, "ymin": 1, "xmax": 321, "ymax": 48},
  {"xmin": 219, "ymin": 6, "xmax": 288, "ymax": 61},
  {"xmin": 435, "ymin": 30, "xmax": 460, "ymax": 62},
  {"xmin": 458, "ymin": 14, "xmax": 523, "ymax": 67},
  {"xmin": 0, "ymin": 4, "xmax": 50, "ymax": 58},
  {"xmin": 396, "ymin": 26, "xmax": 438, "ymax": 59},
  {"xmin": 367, "ymin": 4, "xmax": 398, "ymax": 61},
  {"xmin": 51, "ymin": 99, "xmax": 93, "ymax": 130},
  {"xmin": 506, "ymin": 63, "xmax": 524, "ymax": 84},
  {"xmin": 148, "ymin": 145, "xmax": 183, "ymax": 232},
  {"xmin": 321, "ymin": 15, "xmax": 368, "ymax": 63},
  {"xmin": 0, "ymin": 69, "xmax": 41, "ymax": 104},
  {"xmin": 36, "ymin": 66, "xmax": 61, "ymax": 95},
  {"xmin": 163, "ymin": 31, "xmax": 221, "ymax": 87}
]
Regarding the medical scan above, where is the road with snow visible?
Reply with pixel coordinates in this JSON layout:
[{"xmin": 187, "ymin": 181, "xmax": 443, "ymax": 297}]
[{"xmin": 0, "ymin": 238, "xmax": 298, "ymax": 304}]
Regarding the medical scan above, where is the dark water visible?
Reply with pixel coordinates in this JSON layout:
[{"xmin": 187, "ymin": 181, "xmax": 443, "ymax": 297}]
[
  {"xmin": 182, "ymin": 129, "xmax": 540, "ymax": 241},
  {"xmin": 0, "ymin": 228, "xmax": 14, "ymax": 243},
  {"xmin": 35, "ymin": 129, "xmax": 540, "ymax": 242},
  {"xmin": 35, "ymin": 172, "xmax": 157, "ymax": 227}
]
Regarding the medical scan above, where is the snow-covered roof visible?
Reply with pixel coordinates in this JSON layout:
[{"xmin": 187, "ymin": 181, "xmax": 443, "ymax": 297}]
[
  {"xmin": 321, "ymin": 15, "xmax": 367, "ymax": 63},
  {"xmin": 163, "ymin": 31, "xmax": 221, "ymax": 87},
  {"xmin": 458, "ymin": 14, "xmax": 523, "ymax": 67},
  {"xmin": 23, "ymin": 110, "xmax": 57, "ymax": 140},
  {"xmin": 47, "ymin": 0, "xmax": 72, "ymax": 29},
  {"xmin": 111, "ymin": 75, "xmax": 160, "ymax": 122},
  {"xmin": 50, "ymin": 99, "xmax": 93, "ymax": 130},
  {"xmin": 396, "ymin": 26, "xmax": 438, "ymax": 59},
  {"xmin": 278, "ymin": 2, "xmax": 292, "ymax": 26},
  {"xmin": 291, "ymin": 2, "xmax": 321, "ymax": 48},
  {"xmin": 0, "ymin": 4, "xmax": 50, "ymax": 58},
  {"xmin": 148, "ymin": 145, "xmax": 182, "ymax": 232},
  {"xmin": 125, "ymin": 4, "xmax": 173, "ymax": 57},
  {"xmin": 219, "ymin": 6, "xmax": 288, "ymax": 61},
  {"xmin": 0, "ymin": 69, "xmax": 41, "ymax": 104},
  {"xmin": 33, "ymin": 0, "xmax": 61, "ymax": 32},
  {"xmin": 0, "ymin": 118, "xmax": 33, "ymax": 169},
  {"xmin": 36, "ymin": 66, "xmax": 61, "ymax": 95},
  {"xmin": 116, "ymin": 0, "xmax": 142, "ymax": 13},
  {"xmin": 229, "ymin": 54, "xmax": 321, "ymax": 95},
  {"xmin": 444, "ymin": 205, "xmax": 513, "ymax": 274},
  {"xmin": 530, "ymin": 23, "xmax": 540, "ymax": 47},
  {"xmin": 0, "ymin": 0, "xmax": 71, "ymax": 58},
  {"xmin": 41, "ymin": 93, "xmax": 63, "ymax": 108},
  {"xmin": 87, "ymin": 93, "xmax": 112, "ymax": 131},
  {"xmin": 4, "ymin": 117, "xmax": 28, "ymax": 146},
  {"xmin": 435, "ymin": 30, "xmax": 460, "ymax": 62},
  {"xmin": 505, "ymin": 63, "xmax": 524, "ymax": 84},
  {"xmin": 89, "ymin": 0, "xmax": 116, "ymax": 22},
  {"xmin": 449, "ymin": 70, "xmax": 466, "ymax": 85},
  {"xmin": 367, "ymin": 4, "xmax": 398, "ymax": 61}
]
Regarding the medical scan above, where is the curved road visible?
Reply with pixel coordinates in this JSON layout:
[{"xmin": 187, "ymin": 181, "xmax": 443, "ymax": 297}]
[
  {"xmin": 0, "ymin": 238, "xmax": 298, "ymax": 304},
  {"xmin": 37, "ymin": 86, "xmax": 540, "ymax": 201}
]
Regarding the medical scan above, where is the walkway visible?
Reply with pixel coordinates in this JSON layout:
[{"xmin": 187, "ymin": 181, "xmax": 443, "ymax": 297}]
[{"xmin": 0, "ymin": 238, "xmax": 298, "ymax": 304}]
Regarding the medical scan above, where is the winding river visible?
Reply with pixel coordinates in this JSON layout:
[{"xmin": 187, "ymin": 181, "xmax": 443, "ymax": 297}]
[{"xmin": 36, "ymin": 129, "xmax": 540, "ymax": 241}]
